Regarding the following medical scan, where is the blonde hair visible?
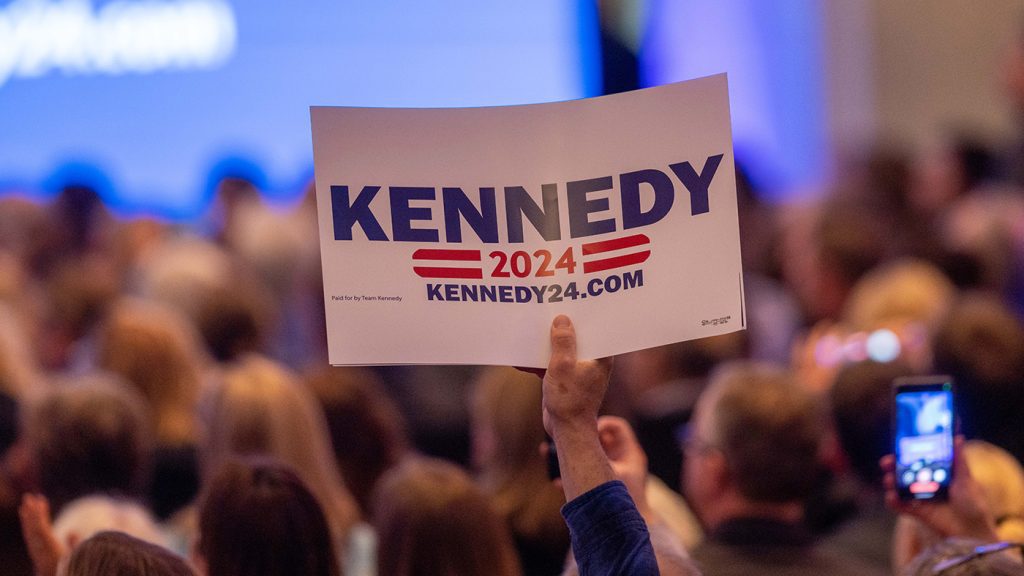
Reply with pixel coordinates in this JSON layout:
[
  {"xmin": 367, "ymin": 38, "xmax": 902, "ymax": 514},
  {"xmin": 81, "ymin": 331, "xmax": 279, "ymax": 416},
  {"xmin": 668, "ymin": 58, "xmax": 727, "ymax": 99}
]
[
  {"xmin": 96, "ymin": 298, "xmax": 204, "ymax": 446},
  {"xmin": 963, "ymin": 440, "xmax": 1024, "ymax": 542},
  {"xmin": 843, "ymin": 259, "xmax": 955, "ymax": 331},
  {"xmin": 202, "ymin": 355, "xmax": 357, "ymax": 544}
]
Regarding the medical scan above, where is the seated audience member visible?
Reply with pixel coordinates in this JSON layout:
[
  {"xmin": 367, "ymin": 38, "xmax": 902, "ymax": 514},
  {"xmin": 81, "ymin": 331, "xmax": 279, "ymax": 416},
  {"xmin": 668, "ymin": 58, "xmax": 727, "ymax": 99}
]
[
  {"xmin": 305, "ymin": 366, "xmax": 410, "ymax": 517},
  {"xmin": 198, "ymin": 355, "xmax": 363, "ymax": 574},
  {"xmin": 133, "ymin": 238, "xmax": 272, "ymax": 363},
  {"xmin": 842, "ymin": 259, "xmax": 956, "ymax": 334},
  {"xmin": 37, "ymin": 258, "xmax": 119, "ymax": 371},
  {"xmin": 777, "ymin": 200, "xmax": 887, "ymax": 324},
  {"xmin": 964, "ymin": 441, "xmax": 1024, "ymax": 543},
  {"xmin": 931, "ymin": 294, "xmax": 1024, "ymax": 464},
  {"xmin": 825, "ymin": 360, "xmax": 914, "ymax": 570},
  {"xmin": 538, "ymin": 316, "xmax": 659, "ymax": 575},
  {"xmin": 616, "ymin": 333, "xmax": 745, "ymax": 494},
  {"xmin": 373, "ymin": 457, "xmax": 522, "ymax": 576},
  {"xmin": 17, "ymin": 376, "xmax": 170, "ymax": 575},
  {"xmin": 470, "ymin": 367, "xmax": 571, "ymax": 576},
  {"xmin": 63, "ymin": 531, "xmax": 195, "ymax": 576},
  {"xmin": 20, "ymin": 374, "xmax": 155, "ymax": 516},
  {"xmin": 196, "ymin": 458, "xmax": 338, "ymax": 576},
  {"xmin": 882, "ymin": 439, "xmax": 1024, "ymax": 576},
  {"xmin": 683, "ymin": 361, "xmax": 885, "ymax": 576},
  {"xmin": 95, "ymin": 298, "xmax": 206, "ymax": 520}
]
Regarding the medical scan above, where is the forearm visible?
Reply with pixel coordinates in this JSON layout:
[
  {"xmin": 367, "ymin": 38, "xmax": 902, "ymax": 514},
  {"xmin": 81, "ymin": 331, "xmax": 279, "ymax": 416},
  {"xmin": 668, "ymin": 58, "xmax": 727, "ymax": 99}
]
[{"xmin": 550, "ymin": 418, "xmax": 615, "ymax": 502}]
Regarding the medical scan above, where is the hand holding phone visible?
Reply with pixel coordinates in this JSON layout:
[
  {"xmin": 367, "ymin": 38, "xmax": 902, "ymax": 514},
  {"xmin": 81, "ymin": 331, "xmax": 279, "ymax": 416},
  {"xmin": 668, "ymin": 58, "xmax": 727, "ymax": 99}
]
[
  {"xmin": 882, "ymin": 436, "xmax": 999, "ymax": 544},
  {"xmin": 893, "ymin": 376, "xmax": 955, "ymax": 501}
]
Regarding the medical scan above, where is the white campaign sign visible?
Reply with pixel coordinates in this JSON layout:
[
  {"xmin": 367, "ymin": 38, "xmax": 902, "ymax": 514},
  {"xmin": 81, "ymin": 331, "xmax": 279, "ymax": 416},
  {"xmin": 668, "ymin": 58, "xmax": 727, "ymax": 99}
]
[{"xmin": 311, "ymin": 74, "xmax": 744, "ymax": 368}]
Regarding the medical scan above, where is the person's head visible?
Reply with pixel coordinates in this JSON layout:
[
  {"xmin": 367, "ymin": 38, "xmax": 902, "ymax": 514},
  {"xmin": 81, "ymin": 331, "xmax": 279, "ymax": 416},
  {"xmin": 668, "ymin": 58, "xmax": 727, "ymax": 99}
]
[
  {"xmin": 196, "ymin": 458, "xmax": 338, "ymax": 576},
  {"xmin": 96, "ymin": 298, "xmax": 204, "ymax": 445},
  {"xmin": 843, "ymin": 259, "xmax": 956, "ymax": 333},
  {"xmin": 468, "ymin": 368, "xmax": 569, "ymax": 565},
  {"xmin": 901, "ymin": 538, "xmax": 1024, "ymax": 576},
  {"xmin": 39, "ymin": 256, "xmax": 118, "ymax": 369},
  {"xmin": 61, "ymin": 531, "xmax": 195, "ymax": 576},
  {"xmin": 53, "ymin": 496, "xmax": 169, "ymax": 551},
  {"xmin": 830, "ymin": 360, "xmax": 914, "ymax": 487},
  {"xmin": 932, "ymin": 294, "xmax": 1024, "ymax": 452},
  {"xmin": 201, "ymin": 355, "xmax": 357, "ymax": 541},
  {"xmin": 134, "ymin": 238, "xmax": 272, "ymax": 362},
  {"xmin": 470, "ymin": 367, "xmax": 546, "ymax": 477},
  {"xmin": 684, "ymin": 361, "xmax": 825, "ymax": 528},
  {"xmin": 22, "ymin": 374, "xmax": 154, "ymax": 513},
  {"xmin": 962, "ymin": 441, "xmax": 1024, "ymax": 542},
  {"xmin": 304, "ymin": 366, "xmax": 408, "ymax": 516},
  {"xmin": 779, "ymin": 201, "xmax": 887, "ymax": 322},
  {"xmin": 373, "ymin": 458, "xmax": 522, "ymax": 576}
]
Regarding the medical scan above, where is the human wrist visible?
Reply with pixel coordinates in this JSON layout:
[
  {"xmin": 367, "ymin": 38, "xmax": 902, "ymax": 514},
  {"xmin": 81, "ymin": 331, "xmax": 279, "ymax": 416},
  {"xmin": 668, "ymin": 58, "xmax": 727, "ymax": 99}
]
[{"xmin": 547, "ymin": 412, "xmax": 599, "ymax": 442}]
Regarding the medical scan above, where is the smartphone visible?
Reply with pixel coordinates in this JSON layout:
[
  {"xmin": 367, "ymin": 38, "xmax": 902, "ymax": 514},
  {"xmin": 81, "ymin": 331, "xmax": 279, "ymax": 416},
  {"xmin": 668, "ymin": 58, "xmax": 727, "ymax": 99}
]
[{"xmin": 893, "ymin": 376, "xmax": 955, "ymax": 501}]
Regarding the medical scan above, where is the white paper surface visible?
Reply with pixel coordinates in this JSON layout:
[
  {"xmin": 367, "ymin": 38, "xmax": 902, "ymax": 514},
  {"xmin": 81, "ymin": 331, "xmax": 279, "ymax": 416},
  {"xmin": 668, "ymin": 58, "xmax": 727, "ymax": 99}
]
[{"xmin": 311, "ymin": 74, "xmax": 744, "ymax": 368}]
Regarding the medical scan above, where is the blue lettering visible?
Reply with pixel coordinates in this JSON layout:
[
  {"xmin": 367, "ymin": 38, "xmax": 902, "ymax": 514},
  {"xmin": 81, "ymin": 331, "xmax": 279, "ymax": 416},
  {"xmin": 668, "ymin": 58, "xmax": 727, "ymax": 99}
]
[
  {"xmin": 504, "ymin": 184, "xmax": 560, "ymax": 243},
  {"xmin": 443, "ymin": 187, "xmax": 498, "ymax": 243},
  {"xmin": 605, "ymin": 274, "xmax": 622, "ymax": 293},
  {"xmin": 499, "ymin": 285, "xmax": 513, "ymax": 303},
  {"xmin": 444, "ymin": 284, "xmax": 459, "ymax": 300},
  {"xmin": 669, "ymin": 154, "xmax": 723, "ymax": 216},
  {"xmin": 530, "ymin": 285, "xmax": 545, "ymax": 303},
  {"xmin": 623, "ymin": 269, "xmax": 644, "ymax": 289},
  {"xmin": 588, "ymin": 278, "xmax": 604, "ymax": 296},
  {"xmin": 461, "ymin": 284, "xmax": 479, "ymax": 302},
  {"xmin": 480, "ymin": 285, "xmax": 497, "ymax": 302},
  {"xmin": 567, "ymin": 176, "xmax": 616, "ymax": 238},
  {"xmin": 331, "ymin": 185, "xmax": 388, "ymax": 241},
  {"xmin": 621, "ymin": 169, "xmax": 674, "ymax": 230},
  {"xmin": 514, "ymin": 286, "xmax": 532, "ymax": 303},
  {"xmin": 427, "ymin": 284, "xmax": 443, "ymax": 301},
  {"xmin": 390, "ymin": 187, "xmax": 439, "ymax": 242}
]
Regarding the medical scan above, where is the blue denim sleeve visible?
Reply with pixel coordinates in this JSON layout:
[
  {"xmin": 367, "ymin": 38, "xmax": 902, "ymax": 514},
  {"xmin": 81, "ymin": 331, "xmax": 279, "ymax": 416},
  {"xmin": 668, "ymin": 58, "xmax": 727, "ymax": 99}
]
[{"xmin": 561, "ymin": 480, "xmax": 661, "ymax": 576}]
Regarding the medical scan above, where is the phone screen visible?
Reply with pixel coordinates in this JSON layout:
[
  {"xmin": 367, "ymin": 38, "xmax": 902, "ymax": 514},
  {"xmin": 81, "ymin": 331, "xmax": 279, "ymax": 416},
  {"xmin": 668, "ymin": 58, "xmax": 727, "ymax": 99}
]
[{"xmin": 894, "ymin": 378, "xmax": 954, "ymax": 500}]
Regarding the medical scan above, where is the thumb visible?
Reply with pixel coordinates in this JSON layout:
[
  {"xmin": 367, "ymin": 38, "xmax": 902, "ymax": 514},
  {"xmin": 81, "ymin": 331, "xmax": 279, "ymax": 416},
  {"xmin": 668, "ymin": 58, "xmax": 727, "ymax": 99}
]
[{"xmin": 547, "ymin": 315, "xmax": 577, "ymax": 380}]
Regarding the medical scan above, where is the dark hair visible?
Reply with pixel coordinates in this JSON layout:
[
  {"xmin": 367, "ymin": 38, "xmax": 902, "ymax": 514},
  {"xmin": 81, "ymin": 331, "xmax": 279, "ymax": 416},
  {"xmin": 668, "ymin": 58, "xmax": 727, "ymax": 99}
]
[
  {"xmin": 374, "ymin": 458, "xmax": 522, "ymax": 576},
  {"xmin": 64, "ymin": 531, "xmax": 194, "ymax": 576},
  {"xmin": 304, "ymin": 366, "xmax": 409, "ymax": 516},
  {"xmin": 25, "ymin": 375, "xmax": 154, "ymax": 513},
  {"xmin": 932, "ymin": 294, "xmax": 1024, "ymax": 461},
  {"xmin": 830, "ymin": 360, "xmax": 914, "ymax": 485},
  {"xmin": 198, "ymin": 458, "xmax": 339, "ymax": 576}
]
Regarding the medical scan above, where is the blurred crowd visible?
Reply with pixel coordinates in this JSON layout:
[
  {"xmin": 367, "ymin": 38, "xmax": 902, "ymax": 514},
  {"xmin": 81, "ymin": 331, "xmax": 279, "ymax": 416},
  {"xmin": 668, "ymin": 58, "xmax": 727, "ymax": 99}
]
[{"xmin": 1, "ymin": 37, "xmax": 1024, "ymax": 576}]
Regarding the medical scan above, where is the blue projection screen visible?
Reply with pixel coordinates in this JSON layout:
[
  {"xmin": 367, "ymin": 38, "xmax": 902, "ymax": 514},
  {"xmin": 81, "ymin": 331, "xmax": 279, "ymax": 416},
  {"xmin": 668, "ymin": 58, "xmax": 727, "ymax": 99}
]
[
  {"xmin": 642, "ymin": 0, "xmax": 829, "ymax": 198},
  {"xmin": 0, "ymin": 0, "xmax": 599, "ymax": 219}
]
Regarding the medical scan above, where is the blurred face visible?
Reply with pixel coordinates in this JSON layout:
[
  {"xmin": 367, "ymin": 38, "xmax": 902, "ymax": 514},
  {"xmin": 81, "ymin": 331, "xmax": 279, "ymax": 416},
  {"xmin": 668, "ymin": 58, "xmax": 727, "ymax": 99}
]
[{"xmin": 682, "ymin": 398, "xmax": 721, "ymax": 521}]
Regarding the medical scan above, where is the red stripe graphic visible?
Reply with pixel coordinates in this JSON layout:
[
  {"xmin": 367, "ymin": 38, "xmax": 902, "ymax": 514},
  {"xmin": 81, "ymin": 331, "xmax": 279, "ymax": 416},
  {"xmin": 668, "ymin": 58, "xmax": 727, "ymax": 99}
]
[
  {"xmin": 414, "ymin": 267, "xmax": 484, "ymax": 279},
  {"xmin": 582, "ymin": 234, "xmax": 649, "ymax": 256},
  {"xmin": 583, "ymin": 250, "xmax": 651, "ymax": 274},
  {"xmin": 412, "ymin": 249, "xmax": 481, "ymax": 261}
]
